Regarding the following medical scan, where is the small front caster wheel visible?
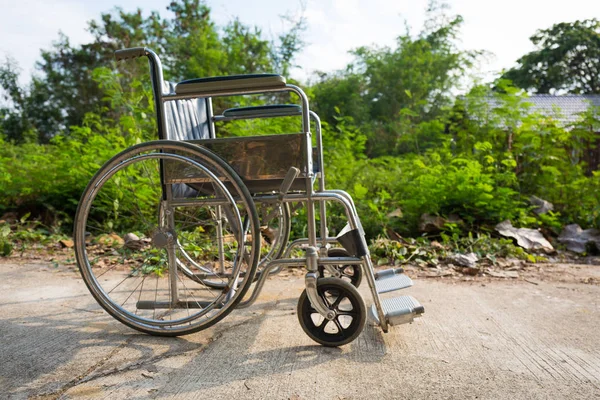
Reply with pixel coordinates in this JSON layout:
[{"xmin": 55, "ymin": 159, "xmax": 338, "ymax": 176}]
[
  {"xmin": 297, "ymin": 277, "xmax": 366, "ymax": 347},
  {"xmin": 318, "ymin": 248, "xmax": 363, "ymax": 288}
]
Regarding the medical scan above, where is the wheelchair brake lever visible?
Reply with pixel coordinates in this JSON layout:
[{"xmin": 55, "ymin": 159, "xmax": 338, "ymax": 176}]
[{"xmin": 279, "ymin": 167, "xmax": 300, "ymax": 200}]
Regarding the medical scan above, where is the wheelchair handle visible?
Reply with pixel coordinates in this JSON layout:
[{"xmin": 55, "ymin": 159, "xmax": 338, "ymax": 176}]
[{"xmin": 115, "ymin": 47, "xmax": 147, "ymax": 61}]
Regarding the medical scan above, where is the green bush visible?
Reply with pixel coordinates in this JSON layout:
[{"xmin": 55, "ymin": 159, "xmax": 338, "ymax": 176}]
[
  {"xmin": 1, "ymin": 68, "xmax": 599, "ymax": 243},
  {"xmin": 0, "ymin": 69, "xmax": 154, "ymax": 229}
]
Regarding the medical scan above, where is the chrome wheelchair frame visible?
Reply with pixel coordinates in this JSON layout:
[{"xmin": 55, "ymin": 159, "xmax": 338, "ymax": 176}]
[{"xmin": 73, "ymin": 47, "xmax": 423, "ymax": 346}]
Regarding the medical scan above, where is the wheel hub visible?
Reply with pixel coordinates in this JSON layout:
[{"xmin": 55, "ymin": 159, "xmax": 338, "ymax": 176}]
[{"xmin": 152, "ymin": 230, "xmax": 173, "ymax": 248}]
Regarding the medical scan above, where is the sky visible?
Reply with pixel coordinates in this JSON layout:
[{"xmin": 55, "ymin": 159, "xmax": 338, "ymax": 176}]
[{"xmin": 1, "ymin": 0, "xmax": 600, "ymax": 86}]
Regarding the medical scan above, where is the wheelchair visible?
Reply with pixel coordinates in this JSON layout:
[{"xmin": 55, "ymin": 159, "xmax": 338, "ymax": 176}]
[{"xmin": 73, "ymin": 47, "xmax": 424, "ymax": 347}]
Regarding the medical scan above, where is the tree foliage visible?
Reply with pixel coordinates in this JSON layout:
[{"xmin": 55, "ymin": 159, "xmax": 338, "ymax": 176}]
[
  {"xmin": 1, "ymin": 1, "xmax": 599, "ymax": 239},
  {"xmin": 0, "ymin": 0, "xmax": 304, "ymax": 143},
  {"xmin": 311, "ymin": 6, "xmax": 478, "ymax": 157},
  {"xmin": 502, "ymin": 19, "xmax": 600, "ymax": 94}
]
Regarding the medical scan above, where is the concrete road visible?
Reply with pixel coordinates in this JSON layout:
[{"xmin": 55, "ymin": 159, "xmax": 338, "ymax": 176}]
[{"xmin": 1, "ymin": 262, "xmax": 599, "ymax": 399}]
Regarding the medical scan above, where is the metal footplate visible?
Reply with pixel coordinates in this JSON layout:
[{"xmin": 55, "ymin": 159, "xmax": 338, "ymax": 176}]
[
  {"xmin": 374, "ymin": 267, "xmax": 413, "ymax": 294},
  {"xmin": 370, "ymin": 296, "xmax": 425, "ymax": 326}
]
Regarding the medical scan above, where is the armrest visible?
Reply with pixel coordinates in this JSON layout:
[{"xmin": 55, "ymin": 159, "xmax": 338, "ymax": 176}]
[
  {"xmin": 175, "ymin": 74, "xmax": 286, "ymax": 95},
  {"xmin": 218, "ymin": 104, "xmax": 302, "ymax": 120}
]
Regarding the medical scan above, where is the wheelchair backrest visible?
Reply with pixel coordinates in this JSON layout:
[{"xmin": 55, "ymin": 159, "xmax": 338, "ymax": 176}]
[{"xmin": 163, "ymin": 81, "xmax": 211, "ymax": 141}]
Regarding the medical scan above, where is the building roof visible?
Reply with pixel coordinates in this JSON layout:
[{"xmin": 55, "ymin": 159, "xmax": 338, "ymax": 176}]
[
  {"xmin": 525, "ymin": 95, "xmax": 600, "ymax": 124},
  {"xmin": 478, "ymin": 95, "xmax": 600, "ymax": 126}
]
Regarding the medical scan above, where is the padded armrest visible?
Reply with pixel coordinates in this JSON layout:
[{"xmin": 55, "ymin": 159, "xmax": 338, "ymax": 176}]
[
  {"xmin": 222, "ymin": 104, "xmax": 302, "ymax": 118},
  {"xmin": 175, "ymin": 74, "xmax": 286, "ymax": 95}
]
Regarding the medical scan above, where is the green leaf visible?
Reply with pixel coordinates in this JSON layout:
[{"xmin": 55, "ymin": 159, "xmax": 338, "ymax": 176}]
[{"xmin": 353, "ymin": 183, "xmax": 368, "ymax": 200}]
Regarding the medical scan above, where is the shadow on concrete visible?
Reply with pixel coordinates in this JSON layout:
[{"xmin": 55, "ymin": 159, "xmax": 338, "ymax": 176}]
[
  {"xmin": 88, "ymin": 296, "xmax": 388, "ymax": 399},
  {"xmin": 0, "ymin": 298, "xmax": 200, "ymax": 398}
]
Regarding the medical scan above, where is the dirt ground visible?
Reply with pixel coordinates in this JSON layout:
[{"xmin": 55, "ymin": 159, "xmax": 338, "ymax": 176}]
[{"xmin": 0, "ymin": 257, "xmax": 599, "ymax": 400}]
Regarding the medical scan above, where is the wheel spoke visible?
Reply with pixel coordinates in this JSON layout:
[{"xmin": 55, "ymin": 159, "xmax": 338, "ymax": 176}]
[
  {"xmin": 107, "ymin": 273, "xmax": 138, "ymax": 295},
  {"xmin": 337, "ymin": 310, "xmax": 358, "ymax": 317},
  {"xmin": 121, "ymin": 276, "xmax": 146, "ymax": 307},
  {"xmin": 317, "ymin": 319, "xmax": 328, "ymax": 333},
  {"xmin": 331, "ymin": 294, "xmax": 347, "ymax": 309},
  {"xmin": 135, "ymin": 276, "xmax": 146, "ymax": 315},
  {"xmin": 96, "ymin": 262, "xmax": 121, "ymax": 278},
  {"xmin": 333, "ymin": 318, "xmax": 345, "ymax": 335}
]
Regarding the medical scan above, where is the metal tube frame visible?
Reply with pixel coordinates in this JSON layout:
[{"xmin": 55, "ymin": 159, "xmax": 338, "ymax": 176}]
[
  {"xmin": 215, "ymin": 206, "xmax": 225, "ymax": 274},
  {"xmin": 163, "ymin": 186, "xmax": 179, "ymax": 306},
  {"xmin": 236, "ymin": 190, "xmax": 388, "ymax": 330}
]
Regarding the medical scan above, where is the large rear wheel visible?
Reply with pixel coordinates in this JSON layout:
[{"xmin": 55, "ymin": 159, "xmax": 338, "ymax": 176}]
[{"xmin": 73, "ymin": 141, "xmax": 260, "ymax": 336}]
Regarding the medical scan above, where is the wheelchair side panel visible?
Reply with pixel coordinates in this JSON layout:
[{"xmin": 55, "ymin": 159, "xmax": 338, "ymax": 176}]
[{"xmin": 163, "ymin": 133, "xmax": 309, "ymax": 193}]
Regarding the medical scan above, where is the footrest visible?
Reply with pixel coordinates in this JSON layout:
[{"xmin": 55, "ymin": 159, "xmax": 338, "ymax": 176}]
[
  {"xmin": 370, "ymin": 296, "xmax": 424, "ymax": 326},
  {"xmin": 375, "ymin": 267, "xmax": 413, "ymax": 294}
]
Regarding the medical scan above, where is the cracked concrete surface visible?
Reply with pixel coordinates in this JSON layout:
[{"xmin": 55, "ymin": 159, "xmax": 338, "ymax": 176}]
[{"xmin": 1, "ymin": 262, "xmax": 599, "ymax": 399}]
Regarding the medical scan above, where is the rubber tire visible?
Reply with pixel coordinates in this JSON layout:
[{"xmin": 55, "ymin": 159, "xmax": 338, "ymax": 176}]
[{"xmin": 297, "ymin": 277, "xmax": 367, "ymax": 347}]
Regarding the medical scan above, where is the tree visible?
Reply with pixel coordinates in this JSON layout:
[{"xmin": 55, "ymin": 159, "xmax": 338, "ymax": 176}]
[
  {"xmin": 0, "ymin": 58, "xmax": 38, "ymax": 142},
  {"xmin": 0, "ymin": 0, "xmax": 304, "ymax": 143},
  {"xmin": 0, "ymin": 8, "xmax": 167, "ymax": 143},
  {"xmin": 502, "ymin": 19, "xmax": 600, "ymax": 94},
  {"xmin": 311, "ymin": 4, "xmax": 479, "ymax": 157}
]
